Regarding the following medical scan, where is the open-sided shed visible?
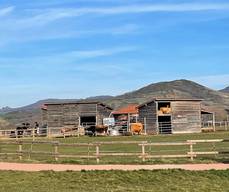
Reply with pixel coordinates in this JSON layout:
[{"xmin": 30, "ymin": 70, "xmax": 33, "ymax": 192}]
[
  {"xmin": 42, "ymin": 101, "xmax": 113, "ymax": 135},
  {"xmin": 138, "ymin": 98, "xmax": 202, "ymax": 134}
]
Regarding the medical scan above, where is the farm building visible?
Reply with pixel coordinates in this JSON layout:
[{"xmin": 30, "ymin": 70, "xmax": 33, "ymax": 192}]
[
  {"xmin": 138, "ymin": 98, "xmax": 203, "ymax": 134},
  {"xmin": 112, "ymin": 104, "xmax": 139, "ymax": 131},
  {"xmin": 42, "ymin": 101, "xmax": 113, "ymax": 135}
]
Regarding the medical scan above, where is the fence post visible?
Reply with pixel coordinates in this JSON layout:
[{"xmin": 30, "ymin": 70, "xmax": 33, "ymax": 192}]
[
  {"xmin": 32, "ymin": 127, "xmax": 35, "ymax": 141},
  {"xmin": 144, "ymin": 117, "xmax": 147, "ymax": 135},
  {"xmin": 15, "ymin": 130, "xmax": 18, "ymax": 141},
  {"xmin": 18, "ymin": 142, "xmax": 22, "ymax": 160},
  {"xmin": 213, "ymin": 113, "xmax": 216, "ymax": 132},
  {"xmin": 225, "ymin": 121, "xmax": 227, "ymax": 131},
  {"xmin": 54, "ymin": 143, "xmax": 59, "ymax": 161},
  {"xmin": 141, "ymin": 144, "xmax": 146, "ymax": 162},
  {"xmin": 96, "ymin": 145, "xmax": 100, "ymax": 164},
  {"xmin": 189, "ymin": 142, "xmax": 194, "ymax": 161},
  {"xmin": 47, "ymin": 126, "xmax": 51, "ymax": 139}
]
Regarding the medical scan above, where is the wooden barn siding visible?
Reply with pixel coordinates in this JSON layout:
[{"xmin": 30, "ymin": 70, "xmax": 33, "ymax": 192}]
[
  {"xmin": 78, "ymin": 104, "xmax": 97, "ymax": 116},
  {"xmin": 47, "ymin": 105, "xmax": 63, "ymax": 128},
  {"xmin": 97, "ymin": 105, "xmax": 112, "ymax": 125},
  {"xmin": 139, "ymin": 102, "xmax": 157, "ymax": 134},
  {"xmin": 44, "ymin": 103, "xmax": 112, "ymax": 132},
  {"xmin": 41, "ymin": 109, "xmax": 48, "ymax": 125},
  {"xmin": 62, "ymin": 104, "xmax": 79, "ymax": 126},
  {"xmin": 171, "ymin": 101, "xmax": 201, "ymax": 133}
]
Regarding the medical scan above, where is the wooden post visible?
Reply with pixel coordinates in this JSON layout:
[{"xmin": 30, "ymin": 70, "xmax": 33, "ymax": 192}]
[
  {"xmin": 96, "ymin": 145, "xmax": 100, "ymax": 164},
  {"xmin": 225, "ymin": 121, "xmax": 227, "ymax": 131},
  {"xmin": 127, "ymin": 113, "xmax": 130, "ymax": 132},
  {"xmin": 46, "ymin": 126, "xmax": 50, "ymax": 139},
  {"xmin": 15, "ymin": 130, "xmax": 18, "ymax": 141},
  {"xmin": 144, "ymin": 117, "xmax": 147, "ymax": 135},
  {"xmin": 32, "ymin": 127, "xmax": 35, "ymax": 141},
  {"xmin": 156, "ymin": 102, "xmax": 159, "ymax": 135},
  {"xmin": 189, "ymin": 143, "xmax": 194, "ymax": 161},
  {"xmin": 18, "ymin": 143, "xmax": 22, "ymax": 160},
  {"xmin": 29, "ymin": 143, "xmax": 33, "ymax": 160},
  {"xmin": 213, "ymin": 113, "xmax": 216, "ymax": 132},
  {"xmin": 78, "ymin": 116, "xmax": 81, "ymax": 137},
  {"xmin": 54, "ymin": 143, "xmax": 59, "ymax": 161},
  {"xmin": 141, "ymin": 144, "xmax": 146, "ymax": 162}
]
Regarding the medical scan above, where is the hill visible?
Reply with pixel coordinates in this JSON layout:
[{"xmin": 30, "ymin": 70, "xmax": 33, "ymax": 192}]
[
  {"xmin": 1, "ymin": 79, "xmax": 229, "ymax": 126},
  {"xmin": 221, "ymin": 86, "xmax": 229, "ymax": 93},
  {"xmin": 105, "ymin": 79, "xmax": 229, "ymax": 119}
]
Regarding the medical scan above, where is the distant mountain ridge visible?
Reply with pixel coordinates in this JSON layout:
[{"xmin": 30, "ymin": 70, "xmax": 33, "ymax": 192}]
[
  {"xmin": 1, "ymin": 79, "xmax": 229, "ymax": 125},
  {"xmin": 221, "ymin": 86, "xmax": 229, "ymax": 93},
  {"xmin": 0, "ymin": 96, "xmax": 114, "ymax": 114}
]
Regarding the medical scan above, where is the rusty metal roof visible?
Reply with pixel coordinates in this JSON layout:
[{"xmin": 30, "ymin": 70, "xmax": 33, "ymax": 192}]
[{"xmin": 112, "ymin": 104, "xmax": 139, "ymax": 115}]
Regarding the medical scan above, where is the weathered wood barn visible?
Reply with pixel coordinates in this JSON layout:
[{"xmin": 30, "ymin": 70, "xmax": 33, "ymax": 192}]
[
  {"xmin": 138, "ymin": 99, "xmax": 202, "ymax": 134},
  {"xmin": 42, "ymin": 101, "xmax": 113, "ymax": 135}
]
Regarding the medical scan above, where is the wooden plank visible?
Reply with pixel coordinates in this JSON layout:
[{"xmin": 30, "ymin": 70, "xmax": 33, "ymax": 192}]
[
  {"xmin": 99, "ymin": 153, "xmax": 142, "ymax": 156},
  {"xmin": 143, "ymin": 154, "xmax": 193, "ymax": 158},
  {"xmin": 187, "ymin": 139, "xmax": 224, "ymax": 143},
  {"xmin": 188, "ymin": 152, "xmax": 219, "ymax": 155},
  {"xmin": 139, "ymin": 142, "xmax": 193, "ymax": 146}
]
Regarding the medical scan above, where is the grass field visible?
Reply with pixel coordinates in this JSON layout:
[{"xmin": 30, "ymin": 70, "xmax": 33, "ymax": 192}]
[
  {"xmin": 0, "ymin": 169, "xmax": 229, "ymax": 192},
  {"xmin": 0, "ymin": 132, "xmax": 229, "ymax": 164}
]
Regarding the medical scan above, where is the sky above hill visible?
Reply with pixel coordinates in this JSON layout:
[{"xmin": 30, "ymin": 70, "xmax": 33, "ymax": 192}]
[{"xmin": 0, "ymin": 0, "xmax": 229, "ymax": 107}]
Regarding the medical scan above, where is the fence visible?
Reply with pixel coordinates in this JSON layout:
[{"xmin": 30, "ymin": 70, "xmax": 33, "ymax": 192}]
[
  {"xmin": 0, "ymin": 139, "xmax": 228, "ymax": 164},
  {"xmin": 202, "ymin": 121, "xmax": 229, "ymax": 131},
  {"xmin": 0, "ymin": 120, "xmax": 229, "ymax": 139}
]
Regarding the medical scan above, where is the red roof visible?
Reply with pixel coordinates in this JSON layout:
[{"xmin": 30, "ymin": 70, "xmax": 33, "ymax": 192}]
[{"xmin": 112, "ymin": 104, "xmax": 139, "ymax": 115}]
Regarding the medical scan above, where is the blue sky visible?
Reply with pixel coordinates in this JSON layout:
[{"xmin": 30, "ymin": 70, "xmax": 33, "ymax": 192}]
[{"xmin": 0, "ymin": 0, "xmax": 229, "ymax": 107}]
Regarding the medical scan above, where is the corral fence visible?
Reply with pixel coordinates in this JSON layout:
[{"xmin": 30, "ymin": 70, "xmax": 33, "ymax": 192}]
[
  {"xmin": 202, "ymin": 121, "xmax": 229, "ymax": 131},
  {"xmin": 0, "ymin": 120, "xmax": 229, "ymax": 139},
  {"xmin": 0, "ymin": 139, "xmax": 228, "ymax": 164}
]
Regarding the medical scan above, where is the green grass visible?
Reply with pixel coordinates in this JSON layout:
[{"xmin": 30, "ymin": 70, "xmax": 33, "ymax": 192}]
[
  {"xmin": 0, "ymin": 169, "xmax": 229, "ymax": 192},
  {"xmin": 0, "ymin": 132, "xmax": 229, "ymax": 164}
]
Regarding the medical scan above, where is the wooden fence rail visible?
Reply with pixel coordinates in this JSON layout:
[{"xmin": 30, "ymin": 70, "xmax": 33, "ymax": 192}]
[{"xmin": 0, "ymin": 139, "xmax": 228, "ymax": 163}]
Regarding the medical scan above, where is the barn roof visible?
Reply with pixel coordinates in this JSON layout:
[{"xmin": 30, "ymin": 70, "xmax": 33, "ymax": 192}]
[
  {"xmin": 201, "ymin": 110, "xmax": 213, "ymax": 115},
  {"xmin": 138, "ymin": 98, "xmax": 202, "ymax": 108},
  {"xmin": 42, "ymin": 101, "xmax": 113, "ymax": 110},
  {"xmin": 112, "ymin": 104, "xmax": 139, "ymax": 115}
]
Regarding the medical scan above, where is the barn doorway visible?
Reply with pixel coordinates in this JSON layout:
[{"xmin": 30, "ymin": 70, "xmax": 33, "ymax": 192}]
[
  {"xmin": 158, "ymin": 116, "xmax": 172, "ymax": 134},
  {"xmin": 80, "ymin": 116, "xmax": 96, "ymax": 127}
]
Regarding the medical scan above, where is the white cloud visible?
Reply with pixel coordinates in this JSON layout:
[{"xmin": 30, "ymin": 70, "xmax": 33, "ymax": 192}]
[
  {"xmin": 63, "ymin": 46, "xmax": 137, "ymax": 58},
  {"xmin": 0, "ymin": 6, "xmax": 14, "ymax": 17},
  {"xmin": 16, "ymin": 3, "xmax": 229, "ymax": 26},
  {"xmin": 0, "ymin": 46, "xmax": 138, "ymax": 69},
  {"xmin": 78, "ymin": 3, "xmax": 229, "ymax": 14}
]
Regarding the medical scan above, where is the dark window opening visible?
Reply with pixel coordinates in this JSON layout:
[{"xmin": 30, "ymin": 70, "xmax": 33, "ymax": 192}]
[
  {"xmin": 158, "ymin": 102, "xmax": 171, "ymax": 115},
  {"xmin": 80, "ymin": 116, "xmax": 96, "ymax": 126},
  {"xmin": 158, "ymin": 116, "xmax": 172, "ymax": 134}
]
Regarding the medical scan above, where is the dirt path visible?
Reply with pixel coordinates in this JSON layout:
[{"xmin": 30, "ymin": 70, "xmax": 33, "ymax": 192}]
[{"xmin": 0, "ymin": 162, "xmax": 228, "ymax": 172}]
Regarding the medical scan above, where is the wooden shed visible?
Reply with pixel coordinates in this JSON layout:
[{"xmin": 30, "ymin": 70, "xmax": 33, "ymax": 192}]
[
  {"xmin": 111, "ymin": 104, "xmax": 139, "ymax": 132},
  {"xmin": 42, "ymin": 101, "xmax": 113, "ymax": 135},
  {"xmin": 138, "ymin": 98, "xmax": 202, "ymax": 134}
]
